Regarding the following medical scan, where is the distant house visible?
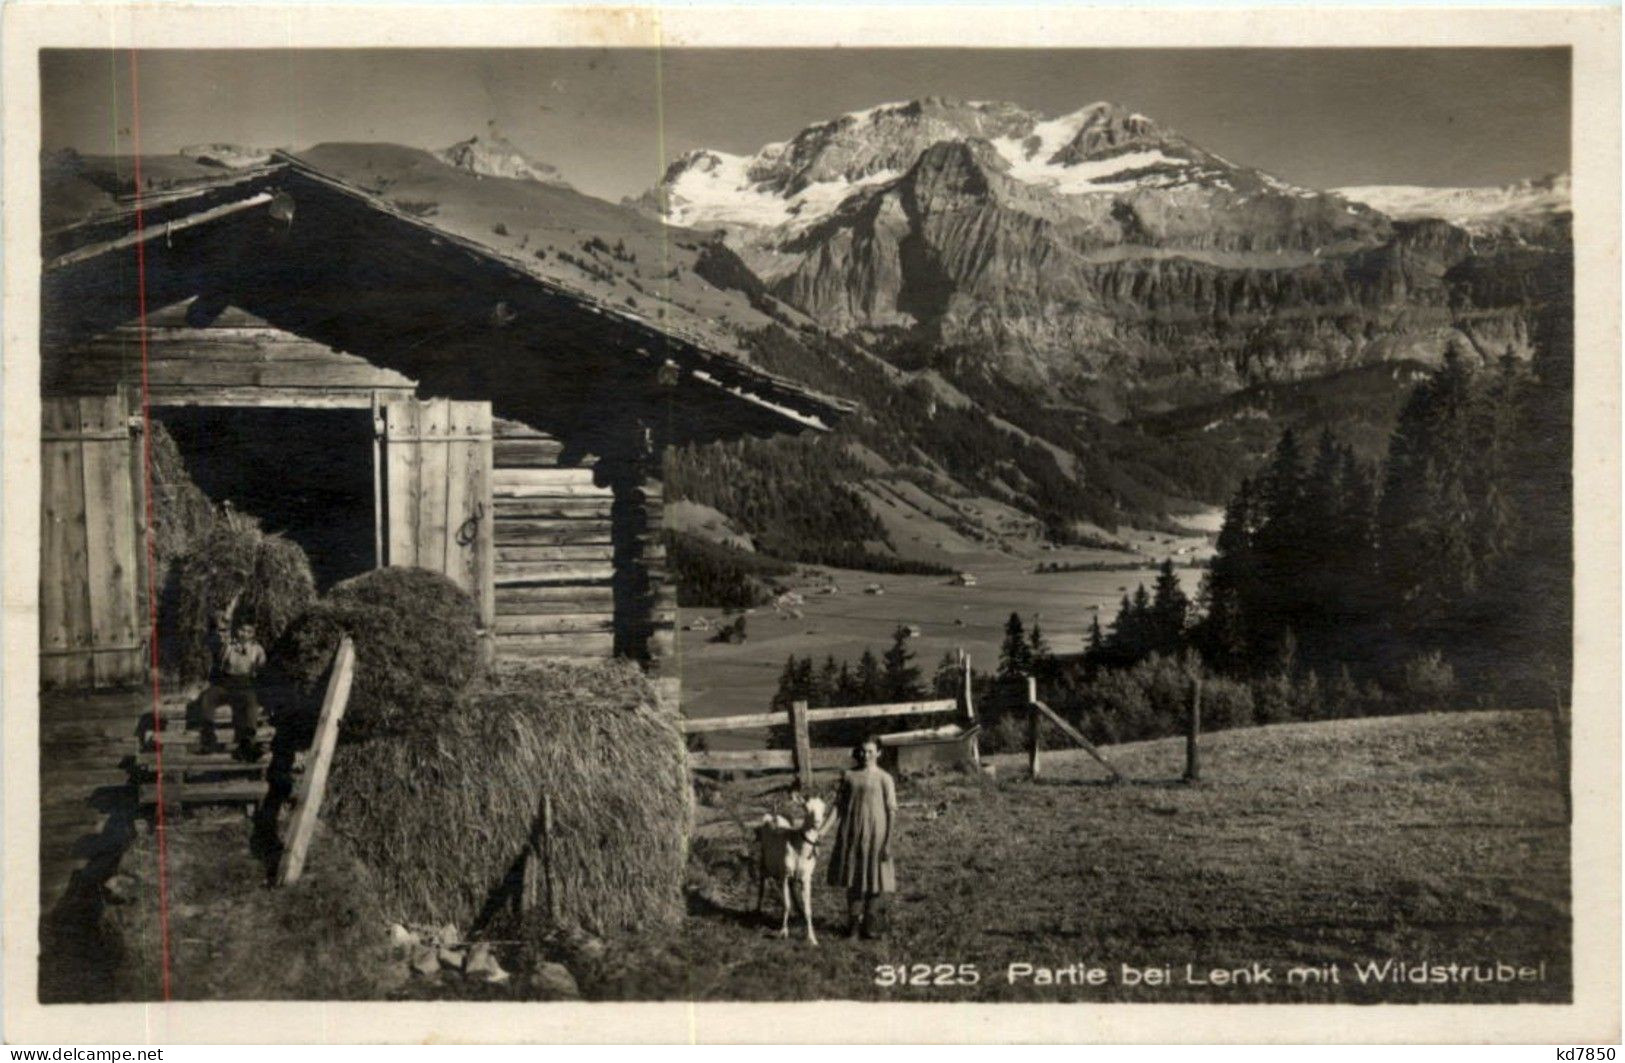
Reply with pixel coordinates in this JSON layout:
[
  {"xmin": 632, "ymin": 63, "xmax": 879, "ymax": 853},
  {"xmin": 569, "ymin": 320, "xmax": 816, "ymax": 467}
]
[
  {"xmin": 903, "ymin": 625, "xmax": 922, "ymax": 638},
  {"xmin": 952, "ymin": 572, "xmax": 978, "ymax": 587},
  {"xmin": 864, "ymin": 583, "xmax": 885, "ymax": 596}
]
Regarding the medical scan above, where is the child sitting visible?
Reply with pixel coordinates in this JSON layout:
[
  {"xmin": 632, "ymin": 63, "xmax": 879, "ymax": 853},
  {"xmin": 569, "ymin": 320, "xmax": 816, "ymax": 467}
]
[{"xmin": 198, "ymin": 619, "xmax": 267, "ymax": 762}]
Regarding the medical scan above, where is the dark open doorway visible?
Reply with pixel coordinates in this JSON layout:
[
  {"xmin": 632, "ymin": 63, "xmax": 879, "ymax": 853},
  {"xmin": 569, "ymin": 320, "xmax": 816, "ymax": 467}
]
[{"xmin": 155, "ymin": 406, "xmax": 376, "ymax": 591}]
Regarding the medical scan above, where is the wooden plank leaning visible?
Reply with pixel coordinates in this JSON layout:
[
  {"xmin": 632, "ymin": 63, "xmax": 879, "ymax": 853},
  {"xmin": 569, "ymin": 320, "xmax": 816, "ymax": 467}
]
[
  {"xmin": 1030, "ymin": 697, "xmax": 1122, "ymax": 781},
  {"xmin": 277, "ymin": 636, "xmax": 357, "ymax": 886}
]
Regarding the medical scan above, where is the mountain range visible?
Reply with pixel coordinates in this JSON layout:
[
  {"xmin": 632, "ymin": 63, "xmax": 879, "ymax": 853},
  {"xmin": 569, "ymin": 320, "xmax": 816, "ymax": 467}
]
[
  {"xmin": 643, "ymin": 98, "xmax": 1570, "ymax": 412},
  {"xmin": 42, "ymin": 98, "xmax": 1572, "ymax": 563}
]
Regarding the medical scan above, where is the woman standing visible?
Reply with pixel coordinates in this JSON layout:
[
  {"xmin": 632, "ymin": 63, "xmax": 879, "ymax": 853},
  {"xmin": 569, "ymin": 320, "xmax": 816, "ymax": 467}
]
[{"xmin": 826, "ymin": 734, "xmax": 898, "ymax": 940}]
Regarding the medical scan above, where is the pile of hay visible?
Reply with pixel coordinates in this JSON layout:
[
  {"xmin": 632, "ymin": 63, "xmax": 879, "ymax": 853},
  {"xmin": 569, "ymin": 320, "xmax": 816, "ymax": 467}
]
[
  {"xmin": 148, "ymin": 419, "xmax": 215, "ymax": 592},
  {"xmin": 271, "ymin": 567, "xmax": 480, "ymax": 741},
  {"xmin": 324, "ymin": 660, "xmax": 690, "ymax": 938},
  {"xmin": 160, "ymin": 513, "xmax": 316, "ymax": 686},
  {"xmin": 150, "ymin": 416, "xmax": 318, "ymax": 686}
]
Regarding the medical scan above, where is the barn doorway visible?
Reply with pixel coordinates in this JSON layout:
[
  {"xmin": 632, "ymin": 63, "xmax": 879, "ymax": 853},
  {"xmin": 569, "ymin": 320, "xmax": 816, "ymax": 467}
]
[{"xmin": 155, "ymin": 406, "xmax": 376, "ymax": 591}]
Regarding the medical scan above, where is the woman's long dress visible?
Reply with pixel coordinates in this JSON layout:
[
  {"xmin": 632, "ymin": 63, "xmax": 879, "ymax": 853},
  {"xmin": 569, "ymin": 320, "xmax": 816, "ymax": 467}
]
[{"xmin": 827, "ymin": 767, "xmax": 897, "ymax": 894}]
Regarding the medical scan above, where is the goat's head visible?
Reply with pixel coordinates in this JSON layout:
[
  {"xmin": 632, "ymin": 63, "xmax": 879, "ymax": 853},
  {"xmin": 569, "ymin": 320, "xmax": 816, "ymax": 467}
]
[{"xmin": 802, "ymin": 796, "xmax": 828, "ymax": 832}]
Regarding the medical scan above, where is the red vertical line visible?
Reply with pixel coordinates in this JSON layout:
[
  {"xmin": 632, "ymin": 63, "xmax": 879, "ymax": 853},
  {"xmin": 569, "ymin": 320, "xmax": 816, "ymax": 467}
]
[{"xmin": 127, "ymin": 48, "xmax": 173, "ymax": 1004}]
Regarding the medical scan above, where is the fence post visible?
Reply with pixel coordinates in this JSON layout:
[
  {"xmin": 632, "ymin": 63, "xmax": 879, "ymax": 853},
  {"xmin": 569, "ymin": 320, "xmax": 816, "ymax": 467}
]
[
  {"xmin": 1026, "ymin": 675, "xmax": 1041, "ymax": 780},
  {"xmin": 959, "ymin": 649, "xmax": 981, "ymax": 770},
  {"xmin": 790, "ymin": 699, "xmax": 813, "ymax": 793},
  {"xmin": 541, "ymin": 791, "xmax": 558, "ymax": 923},
  {"xmin": 1184, "ymin": 676, "xmax": 1202, "ymax": 783}
]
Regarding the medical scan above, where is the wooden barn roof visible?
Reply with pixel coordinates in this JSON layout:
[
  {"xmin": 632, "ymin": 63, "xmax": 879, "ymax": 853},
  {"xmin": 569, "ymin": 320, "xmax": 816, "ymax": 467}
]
[{"xmin": 40, "ymin": 154, "xmax": 857, "ymax": 439}]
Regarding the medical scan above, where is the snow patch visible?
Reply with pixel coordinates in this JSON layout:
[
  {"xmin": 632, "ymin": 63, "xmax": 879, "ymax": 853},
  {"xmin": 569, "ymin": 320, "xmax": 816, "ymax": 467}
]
[
  {"xmin": 663, "ymin": 149, "xmax": 898, "ymax": 230},
  {"xmin": 991, "ymin": 141, "xmax": 1188, "ymax": 195},
  {"xmin": 843, "ymin": 101, "xmax": 911, "ymax": 123},
  {"xmin": 1333, "ymin": 177, "xmax": 1570, "ymax": 223}
]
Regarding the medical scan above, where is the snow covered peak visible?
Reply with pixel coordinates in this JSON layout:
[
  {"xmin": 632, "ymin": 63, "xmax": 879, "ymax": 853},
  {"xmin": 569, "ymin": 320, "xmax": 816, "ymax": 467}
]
[
  {"xmin": 652, "ymin": 97, "xmax": 1306, "ymax": 232},
  {"xmin": 660, "ymin": 145, "xmax": 901, "ymax": 230},
  {"xmin": 1334, "ymin": 173, "xmax": 1570, "ymax": 227},
  {"xmin": 438, "ymin": 133, "xmax": 571, "ymax": 188},
  {"xmin": 180, "ymin": 143, "xmax": 276, "ymax": 169},
  {"xmin": 841, "ymin": 100, "xmax": 913, "ymax": 124}
]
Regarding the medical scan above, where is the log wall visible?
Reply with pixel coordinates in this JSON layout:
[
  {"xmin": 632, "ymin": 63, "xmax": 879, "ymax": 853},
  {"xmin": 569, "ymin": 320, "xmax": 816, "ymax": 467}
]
[{"xmin": 491, "ymin": 418, "xmax": 617, "ymax": 663}]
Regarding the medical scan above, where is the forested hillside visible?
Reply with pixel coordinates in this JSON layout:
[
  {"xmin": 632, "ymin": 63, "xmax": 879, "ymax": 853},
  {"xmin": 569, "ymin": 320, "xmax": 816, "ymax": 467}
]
[{"xmin": 1057, "ymin": 305, "xmax": 1573, "ymax": 743}]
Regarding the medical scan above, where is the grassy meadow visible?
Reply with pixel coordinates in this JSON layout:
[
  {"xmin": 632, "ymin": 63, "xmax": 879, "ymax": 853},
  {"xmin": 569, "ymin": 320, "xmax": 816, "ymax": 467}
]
[{"xmin": 587, "ymin": 710, "xmax": 1570, "ymax": 1002}]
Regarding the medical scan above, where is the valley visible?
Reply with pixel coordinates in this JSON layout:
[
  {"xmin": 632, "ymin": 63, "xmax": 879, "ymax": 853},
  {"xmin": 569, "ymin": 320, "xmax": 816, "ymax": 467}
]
[{"xmin": 678, "ymin": 522, "xmax": 1213, "ymax": 723}]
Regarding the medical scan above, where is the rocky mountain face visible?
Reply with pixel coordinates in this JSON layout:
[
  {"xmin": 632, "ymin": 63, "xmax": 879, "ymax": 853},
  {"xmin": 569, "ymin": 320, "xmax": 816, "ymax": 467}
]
[
  {"xmin": 43, "ymin": 114, "xmax": 1573, "ymax": 545},
  {"xmin": 649, "ymin": 98, "xmax": 1571, "ymax": 411},
  {"xmin": 438, "ymin": 133, "xmax": 572, "ymax": 188}
]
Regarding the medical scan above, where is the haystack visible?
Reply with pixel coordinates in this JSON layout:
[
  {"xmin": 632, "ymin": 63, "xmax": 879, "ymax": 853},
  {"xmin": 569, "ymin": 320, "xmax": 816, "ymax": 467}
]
[
  {"xmin": 160, "ymin": 513, "xmax": 316, "ymax": 686},
  {"xmin": 152, "ymin": 416, "xmax": 322, "ymax": 685},
  {"xmin": 324, "ymin": 661, "xmax": 690, "ymax": 938},
  {"xmin": 270, "ymin": 567, "xmax": 480, "ymax": 741},
  {"xmin": 147, "ymin": 419, "xmax": 214, "ymax": 591}
]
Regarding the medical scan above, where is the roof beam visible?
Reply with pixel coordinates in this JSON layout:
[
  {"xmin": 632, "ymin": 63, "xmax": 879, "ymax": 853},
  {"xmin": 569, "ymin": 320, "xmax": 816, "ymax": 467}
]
[{"xmin": 44, "ymin": 192, "xmax": 274, "ymax": 273}]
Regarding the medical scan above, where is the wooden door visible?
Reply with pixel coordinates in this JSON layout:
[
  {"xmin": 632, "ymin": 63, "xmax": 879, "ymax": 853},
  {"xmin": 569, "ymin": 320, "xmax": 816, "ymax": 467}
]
[
  {"xmin": 375, "ymin": 397, "xmax": 495, "ymax": 634},
  {"xmin": 40, "ymin": 393, "xmax": 147, "ymax": 689}
]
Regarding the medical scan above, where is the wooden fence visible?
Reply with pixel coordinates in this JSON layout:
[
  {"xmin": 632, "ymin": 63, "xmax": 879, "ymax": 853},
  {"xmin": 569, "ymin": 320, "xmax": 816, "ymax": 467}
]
[
  {"xmin": 683, "ymin": 650, "xmax": 980, "ymax": 790},
  {"xmin": 683, "ymin": 660, "xmax": 1211, "ymax": 788},
  {"xmin": 1021, "ymin": 675, "xmax": 1123, "ymax": 782}
]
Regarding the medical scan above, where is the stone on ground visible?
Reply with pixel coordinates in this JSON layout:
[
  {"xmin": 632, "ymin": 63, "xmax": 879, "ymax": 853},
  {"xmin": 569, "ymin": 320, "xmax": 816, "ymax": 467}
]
[{"xmin": 532, "ymin": 961, "xmax": 581, "ymax": 999}]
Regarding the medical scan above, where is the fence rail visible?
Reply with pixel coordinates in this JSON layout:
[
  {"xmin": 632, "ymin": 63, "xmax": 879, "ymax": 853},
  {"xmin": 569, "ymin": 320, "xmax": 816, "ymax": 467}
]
[
  {"xmin": 681, "ymin": 697, "xmax": 957, "ymax": 735},
  {"xmin": 683, "ymin": 650, "xmax": 979, "ymax": 789},
  {"xmin": 681, "ymin": 655, "xmax": 1206, "ymax": 787}
]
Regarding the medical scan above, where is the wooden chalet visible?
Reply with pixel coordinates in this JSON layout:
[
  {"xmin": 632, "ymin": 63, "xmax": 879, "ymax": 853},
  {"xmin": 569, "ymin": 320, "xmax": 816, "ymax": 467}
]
[
  {"xmin": 39, "ymin": 152, "xmax": 852, "ymax": 702},
  {"xmin": 36, "ymin": 154, "xmax": 855, "ymax": 915}
]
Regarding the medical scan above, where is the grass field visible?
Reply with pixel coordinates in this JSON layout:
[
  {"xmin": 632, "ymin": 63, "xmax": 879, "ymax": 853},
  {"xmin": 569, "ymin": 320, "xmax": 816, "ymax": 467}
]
[
  {"xmin": 584, "ymin": 710, "xmax": 1570, "ymax": 1002},
  {"xmin": 679, "ymin": 559, "xmax": 1205, "ymax": 723}
]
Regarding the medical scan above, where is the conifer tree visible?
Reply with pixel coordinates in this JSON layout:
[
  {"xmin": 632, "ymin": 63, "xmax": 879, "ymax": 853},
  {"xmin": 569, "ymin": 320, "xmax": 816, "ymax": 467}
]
[
  {"xmin": 1028, "ymin": 620, "xmax": 1054, "ymax": 678},
  {"xmin": 1150, "ymin": 559, "xmax": 1190, "ymax": 655},
  {"xmin": 815, "ymin": 655, "xmax": 840, "ymax": 708},
  {"xmin": 882, "ymin": 626, "xmax": 924, "ymax": 701},
  {"xmin": 1086, "ymin": 614, "xmax": 1105, "ymax": 656},
  {"xmin": 1199, "ymin": 478, "xmax": 1254, "ymax": 670},
  {"xmin": 999, "ymin": 611, "xmax": 1033, "ymax": 678},
  {"xmin": 835, "ymin": 662, "xmax": 859, "ymax": 706},
  {"xmin": 933, "ymin": 651, "xmax": 962, "ymax": 698},
  {"xmin": 770, "ymin": 654, "xmax": 799, "ymax": 711},
  {"xmin": 856, "ymin": 648, "xmax": 884, "ymax": 703}
]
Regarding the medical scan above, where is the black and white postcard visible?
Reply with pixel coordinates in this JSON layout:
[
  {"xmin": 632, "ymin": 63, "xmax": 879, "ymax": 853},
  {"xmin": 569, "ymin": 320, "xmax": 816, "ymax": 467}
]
[{"xmin": 2, "ymin": 3, "xmax": 1618, "ymax": 1045}]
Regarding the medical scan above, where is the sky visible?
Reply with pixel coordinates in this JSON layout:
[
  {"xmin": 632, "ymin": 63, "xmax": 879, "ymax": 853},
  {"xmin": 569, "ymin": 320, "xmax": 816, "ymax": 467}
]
[{"xmin": 41, "ymin": 48, "xmax": 1570, "ymax": 201}]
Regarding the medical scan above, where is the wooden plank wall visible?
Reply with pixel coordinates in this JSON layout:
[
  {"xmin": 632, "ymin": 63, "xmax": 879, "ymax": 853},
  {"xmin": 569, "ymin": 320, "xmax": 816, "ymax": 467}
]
[
  {"xmin": 40, "ymin": 394, "xmax": 146, "ymax": 690},
  {"xmin": 491, "ymin": 417, "xmax": 616, "ymax": 663},
  {"xmin": 46, "ymin": 299, "xmax": 415, "ymax": 408},
  {"xmin": 379, "ymin": 398, "xmax": 495, "ymax": 632}
]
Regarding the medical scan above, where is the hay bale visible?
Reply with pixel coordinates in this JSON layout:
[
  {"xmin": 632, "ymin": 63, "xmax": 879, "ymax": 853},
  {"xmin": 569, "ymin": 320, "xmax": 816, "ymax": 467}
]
[
  {"xmin": 270, "ymin": 567, "xmax": 479, "ymax": 740},
  {"xmin": 324, "ymin": 660, "xmax": 690, "ymax": 938},
  {"xmin": 147, "ymin": 419, "xmax": 214, "ymax": 591},
  {"xmin": 148, "ymin": 419, "xmax": 318, "ymax": 685},
  {"xmin": 160, "ymin": 515, "xmax": 316, "ymax": 686}
]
